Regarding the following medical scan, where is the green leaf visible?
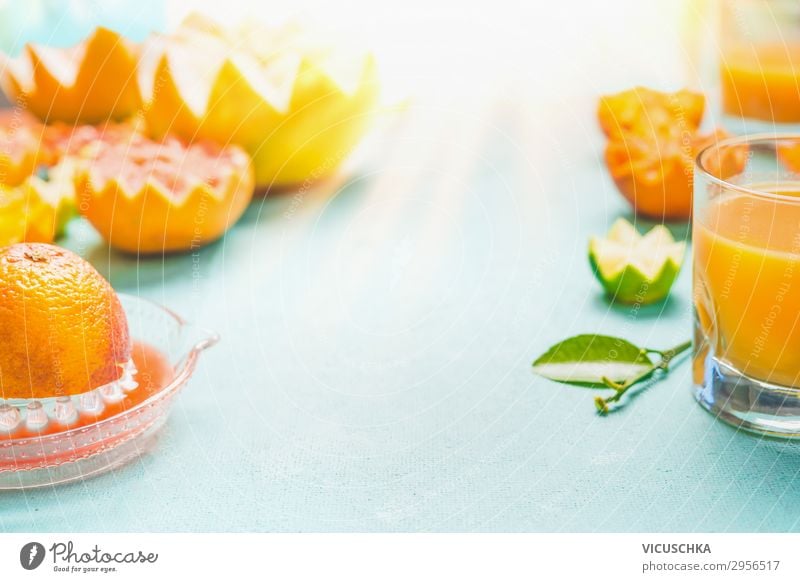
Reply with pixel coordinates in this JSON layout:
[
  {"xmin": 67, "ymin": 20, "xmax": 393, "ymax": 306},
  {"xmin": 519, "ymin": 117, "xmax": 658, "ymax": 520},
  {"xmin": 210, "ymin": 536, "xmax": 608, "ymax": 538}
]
[{"xmin": 532, "ymin": 334, "xmax": 653, "ymax": 386}]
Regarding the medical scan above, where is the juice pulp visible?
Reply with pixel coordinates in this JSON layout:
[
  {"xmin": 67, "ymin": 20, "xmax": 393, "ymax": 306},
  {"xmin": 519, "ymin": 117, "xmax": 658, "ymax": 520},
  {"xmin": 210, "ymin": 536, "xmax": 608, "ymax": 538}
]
[
  {"xmin": 721, "ymin": 43, "xmax": 800, "ymax": 123},
  {"xmin": 695, "ymin": 188, "xmax": 800, "ymax": 385},
  {"xmin": 0, "ymin": 341, "xmax": 173, "ymax": 440}
]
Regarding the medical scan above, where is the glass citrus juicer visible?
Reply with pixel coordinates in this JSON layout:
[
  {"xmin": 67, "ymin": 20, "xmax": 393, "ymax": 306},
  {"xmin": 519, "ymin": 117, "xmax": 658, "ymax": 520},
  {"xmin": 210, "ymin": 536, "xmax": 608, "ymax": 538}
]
[{"xmin": 0, "ymin": 294, "xmax": 218, "ymax": 489}]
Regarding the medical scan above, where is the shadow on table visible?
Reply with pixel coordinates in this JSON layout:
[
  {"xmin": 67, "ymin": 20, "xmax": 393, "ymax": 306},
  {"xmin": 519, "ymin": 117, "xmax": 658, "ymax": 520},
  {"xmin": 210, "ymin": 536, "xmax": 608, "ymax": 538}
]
[
  {"xmin": 592, "ymin": 292, "xmax": 681, "ymax": 320},
  {"xmin": 79, "ymin": 174, "xmax": 374, "ymax": 291},
  {"xmin": 238, "ymin": 172, "xmax": 373, "ymax": 227},
  {"xmin": 236, "ymin": 191, "xmax": 294, "ymax": 227},
  {"xmin": 84, "ymin": 239, "xmax": 222, "ymax": 292}
]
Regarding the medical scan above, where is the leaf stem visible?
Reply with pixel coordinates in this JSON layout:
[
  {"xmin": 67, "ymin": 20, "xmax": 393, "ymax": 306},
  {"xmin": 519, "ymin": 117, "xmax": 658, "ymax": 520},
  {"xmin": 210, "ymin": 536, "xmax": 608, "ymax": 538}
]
[{"xmin": 596, "ymin": 339, "xmax": 691, "ymax": 414}]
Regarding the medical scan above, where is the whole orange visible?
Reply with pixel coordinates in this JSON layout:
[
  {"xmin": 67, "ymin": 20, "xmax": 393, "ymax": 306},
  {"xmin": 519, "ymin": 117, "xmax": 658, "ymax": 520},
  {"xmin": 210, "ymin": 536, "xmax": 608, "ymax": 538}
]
[{"xmin": 0, "ymin": 243, "xmax": 130, "ymax": 399}]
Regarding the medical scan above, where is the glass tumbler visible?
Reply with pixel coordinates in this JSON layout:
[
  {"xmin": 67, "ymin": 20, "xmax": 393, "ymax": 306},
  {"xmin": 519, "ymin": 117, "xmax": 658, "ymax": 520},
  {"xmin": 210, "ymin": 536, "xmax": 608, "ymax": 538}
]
[{"xmin": 694, "ymin": 134, "xmax": 800, "ymax": 436}]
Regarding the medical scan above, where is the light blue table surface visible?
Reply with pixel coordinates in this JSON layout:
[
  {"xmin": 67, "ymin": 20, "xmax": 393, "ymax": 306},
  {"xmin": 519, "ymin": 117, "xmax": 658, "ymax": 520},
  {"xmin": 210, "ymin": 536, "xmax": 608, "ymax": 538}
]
[{"xmin": 1, "ymin": 98, "xmax": 799, "ymax": 533}]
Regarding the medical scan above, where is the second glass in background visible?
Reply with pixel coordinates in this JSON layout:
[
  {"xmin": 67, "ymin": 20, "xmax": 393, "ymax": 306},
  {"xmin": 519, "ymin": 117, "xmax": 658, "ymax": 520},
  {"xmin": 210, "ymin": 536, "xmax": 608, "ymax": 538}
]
[{"xmin": 719, "ymin": 0, "xmax": 800, "ymax": 133}]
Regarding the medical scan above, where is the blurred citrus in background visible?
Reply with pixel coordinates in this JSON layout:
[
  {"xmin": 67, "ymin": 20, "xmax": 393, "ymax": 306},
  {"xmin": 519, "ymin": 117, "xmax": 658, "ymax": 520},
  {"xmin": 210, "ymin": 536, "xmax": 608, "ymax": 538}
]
[
  {"xmin": 0, "ymin": 27, "xmax": 140, "ymax": 124},
  {"xmin": 138, "ymin": 14, "xmax": 379, "ymax": 189}
]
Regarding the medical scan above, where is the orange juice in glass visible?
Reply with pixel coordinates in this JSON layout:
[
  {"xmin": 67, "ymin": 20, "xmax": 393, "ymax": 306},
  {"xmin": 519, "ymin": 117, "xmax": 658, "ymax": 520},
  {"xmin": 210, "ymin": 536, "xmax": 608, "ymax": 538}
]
[
  {"xmin": 720, "ymin": 0, "xmax": 800, "ymax": 130},
  {"xmin": 694, "ymin": 135, "xmax": 800, "ymax": 435}
]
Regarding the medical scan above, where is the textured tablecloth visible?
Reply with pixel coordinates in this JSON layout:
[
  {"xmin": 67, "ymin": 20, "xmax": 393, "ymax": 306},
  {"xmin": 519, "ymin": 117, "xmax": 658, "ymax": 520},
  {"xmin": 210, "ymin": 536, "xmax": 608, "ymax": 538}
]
[{"xmin": 1, "ymin": 98, "xmax": 798, "ymax": 533}]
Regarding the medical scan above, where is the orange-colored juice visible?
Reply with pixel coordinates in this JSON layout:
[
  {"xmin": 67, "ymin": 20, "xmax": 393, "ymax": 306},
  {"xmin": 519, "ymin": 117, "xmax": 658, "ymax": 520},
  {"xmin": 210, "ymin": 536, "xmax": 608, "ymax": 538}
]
[
  {"xmin": 721, "ymin": 44, "xmax": 800, "ymax": 123},
  {"xmin": 695, "ymin": 188, "xmax": 800, "ymax": 385}
]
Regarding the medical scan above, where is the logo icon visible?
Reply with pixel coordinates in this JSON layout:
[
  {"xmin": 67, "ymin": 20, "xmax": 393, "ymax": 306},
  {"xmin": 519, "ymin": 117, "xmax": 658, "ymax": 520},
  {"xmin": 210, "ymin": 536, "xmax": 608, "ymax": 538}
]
[{"xmin": 20, "ymin": 542, "xmax": 45, "ymax": 570}]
